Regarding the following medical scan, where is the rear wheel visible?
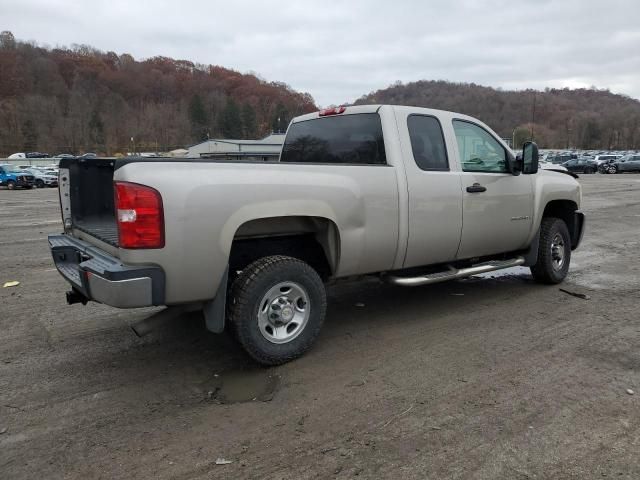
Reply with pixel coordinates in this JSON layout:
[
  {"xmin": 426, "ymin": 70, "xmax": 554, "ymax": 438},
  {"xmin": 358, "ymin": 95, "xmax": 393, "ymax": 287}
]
[
  {"xmin": 227, "ymin": 255, "xmax": 327, "ymax": 365},
  {"xmin": 36, "ymin": 179, "xmax": 45, "ymax": 188},
  {"xmin": 6, "ymin": 180, "xmax": 15, "ymax": 190},
  {"xmin": 530, "ymin": 217, "xmax": 571, "ymax": 284},
  {"xmin": 608, "ymin": 165, "xmax": 618, "ymax": 174}
]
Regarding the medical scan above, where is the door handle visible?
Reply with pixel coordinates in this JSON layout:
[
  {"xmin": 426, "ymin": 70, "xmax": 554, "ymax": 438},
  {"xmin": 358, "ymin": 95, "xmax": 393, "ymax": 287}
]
[{"xmin": 466, "ymin": 183, "xmax": 487, "ymax": 193}]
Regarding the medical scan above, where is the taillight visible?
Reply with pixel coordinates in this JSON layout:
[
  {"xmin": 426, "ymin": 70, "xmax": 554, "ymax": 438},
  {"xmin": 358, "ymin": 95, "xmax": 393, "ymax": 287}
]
[
  {"xmin": 319, "ymin": 106, "xmax": 346, "ymax": 116},
  {"xmin": 114, "ymin": 181, "xmax": 164, "ymax": 249}
]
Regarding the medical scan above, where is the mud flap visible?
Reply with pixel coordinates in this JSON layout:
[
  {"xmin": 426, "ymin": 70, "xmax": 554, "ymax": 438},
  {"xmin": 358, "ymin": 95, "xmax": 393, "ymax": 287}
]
[
  {"xmin": 522, "ymin": 228, "xmax": 540, "ymax": 266},
  {"xmin": 203, "ymin": 266, "xmax": 228, "ymax": 333}
]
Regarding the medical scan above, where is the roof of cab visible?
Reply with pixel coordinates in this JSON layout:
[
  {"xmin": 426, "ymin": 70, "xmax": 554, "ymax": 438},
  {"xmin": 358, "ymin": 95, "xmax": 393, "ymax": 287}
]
[{"xmin": 291, "ymin": 104, "xmax": 479, "ymax": 124}]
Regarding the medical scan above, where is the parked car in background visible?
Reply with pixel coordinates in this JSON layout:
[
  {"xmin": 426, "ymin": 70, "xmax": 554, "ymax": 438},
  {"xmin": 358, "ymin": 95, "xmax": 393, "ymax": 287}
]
[
  {"xmin": 604, "ymin": 154, "xmax": 640, "ymax": 174},
  {"xmin": 0, "ymin": 164, "xmax": 35, "ymax": 189},
  {"xmin": 8, "ymin": 152, "xmax": 26, "ymax": 159},
  {"xmin": 593, "ymin": 154, "xmax": 621, "ymax": 166},
  {"xmin": 25, "ymin": 152, "xmax": 50, "ymax": 158},
  {"xmin": 24, "ymin": 169, "xmax": 59, "ymax": 188},
  {"xmin": 547, "ymin": 153, "xmax": 577, "ymax": 164},
  {"xmin": 598, "ymin": 159, "xmax": 617, "ymax": 174},
  {"xmin": 539, "ymin": 161, "xmax": 568, "ymax": 172},
  {"xmin": 562, "ymin": 158, "xmax": 598, "ymax": 174}
]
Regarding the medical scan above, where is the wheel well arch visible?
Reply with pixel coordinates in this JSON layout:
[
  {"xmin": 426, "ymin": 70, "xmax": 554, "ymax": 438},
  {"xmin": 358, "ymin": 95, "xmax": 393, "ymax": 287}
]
[
  {"xmin": 542, "ymin": 199, "xmax": 579, "ymax": 245},
  {"xmin": 229, "ymin": 216, "xmax": 340, "ymax": 279}
]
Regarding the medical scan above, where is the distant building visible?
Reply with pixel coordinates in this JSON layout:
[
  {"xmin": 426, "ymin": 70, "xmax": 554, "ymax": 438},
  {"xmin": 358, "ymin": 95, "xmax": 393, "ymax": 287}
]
[{"xmin": 187, "ymin": 133, "xmax": 286, "ymax": 159}]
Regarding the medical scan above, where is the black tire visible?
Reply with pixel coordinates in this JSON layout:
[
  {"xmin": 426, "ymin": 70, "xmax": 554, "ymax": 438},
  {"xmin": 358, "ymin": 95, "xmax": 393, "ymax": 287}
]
[
  {"xmin": 6, "ymin": 180, "xmax": 15, "ymax": 190},
  {"xmin": 609, "ymin": 165, "xmax": 618, "ymax": 174},
  {"xmin": 36, "ymin": 179, "xmax": 45, "ymax": 188},
  {"xmin": 24, "ymin": 185, "xmax": 33, "ymax": 189},
  {"xmin": 530, "ymin": 217, "xmax": 571, "ymax": 284},
  {"xmin": 227, "ymin": 255, "xmax": 327, "ymax": 366}
]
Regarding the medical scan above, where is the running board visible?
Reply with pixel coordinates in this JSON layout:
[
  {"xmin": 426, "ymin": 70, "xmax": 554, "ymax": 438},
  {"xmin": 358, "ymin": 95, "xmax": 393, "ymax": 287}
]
[{"xmin": 385, "ymin": 257, "xmax": 525, "ymax": 287}]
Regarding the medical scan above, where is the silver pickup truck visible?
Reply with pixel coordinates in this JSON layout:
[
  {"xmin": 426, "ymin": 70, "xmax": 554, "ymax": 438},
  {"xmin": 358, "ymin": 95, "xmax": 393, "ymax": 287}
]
[{"xmin": 49, "ymin": 105, "xmax": 584, "ymax": 365}]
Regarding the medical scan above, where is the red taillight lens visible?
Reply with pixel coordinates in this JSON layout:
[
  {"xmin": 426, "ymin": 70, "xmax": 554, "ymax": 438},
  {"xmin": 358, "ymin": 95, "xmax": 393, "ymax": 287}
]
[
  {"xmin": 114, "ymin": 181, "xmax": 164, "ymax": 249},
  {"xmin": 319, "ymin": 106, "xmax": 346, "ymax": 116}
]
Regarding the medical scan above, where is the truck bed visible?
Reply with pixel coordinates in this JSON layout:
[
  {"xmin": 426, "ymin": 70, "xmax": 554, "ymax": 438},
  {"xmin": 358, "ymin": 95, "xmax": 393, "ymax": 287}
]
[{"xmin": 64, "ymin": 157, "xmax": 118, "ymax": 246}]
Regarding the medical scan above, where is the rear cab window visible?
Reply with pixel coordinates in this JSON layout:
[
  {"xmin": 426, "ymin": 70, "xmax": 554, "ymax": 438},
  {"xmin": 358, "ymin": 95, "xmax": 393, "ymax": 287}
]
[
  {"xmin": 407, "ymin": 115, "xmax": 449, "ymax": 171},
  {"xmin": 280, "ymin": 113, "xmax": 386, "ymax": 165}
]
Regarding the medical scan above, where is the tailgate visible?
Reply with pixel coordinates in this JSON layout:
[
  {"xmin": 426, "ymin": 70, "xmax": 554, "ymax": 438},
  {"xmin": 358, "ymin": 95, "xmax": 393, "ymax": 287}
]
[{"xmin": 60, "ymin": 157, "xmax": 118, "ymax": 246}]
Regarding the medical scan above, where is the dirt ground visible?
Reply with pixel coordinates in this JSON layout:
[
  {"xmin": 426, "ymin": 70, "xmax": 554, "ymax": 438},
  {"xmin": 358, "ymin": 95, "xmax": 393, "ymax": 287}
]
[{"xmin": 1, "ymin": 176, "xmax": 639, "ymax": 479}]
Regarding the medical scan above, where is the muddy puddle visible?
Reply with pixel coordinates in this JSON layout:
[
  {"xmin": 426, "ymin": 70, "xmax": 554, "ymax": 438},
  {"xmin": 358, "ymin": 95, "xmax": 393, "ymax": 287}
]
[{"xmin": 207, "ymin": 369, "xmax": 281, "ymax": 404}]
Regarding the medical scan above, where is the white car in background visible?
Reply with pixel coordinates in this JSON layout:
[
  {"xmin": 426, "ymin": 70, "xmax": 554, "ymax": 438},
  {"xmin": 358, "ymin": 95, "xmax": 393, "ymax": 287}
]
[{"xmin": 24, "ymin": 168, "xmax": 59, "ymax": 188}]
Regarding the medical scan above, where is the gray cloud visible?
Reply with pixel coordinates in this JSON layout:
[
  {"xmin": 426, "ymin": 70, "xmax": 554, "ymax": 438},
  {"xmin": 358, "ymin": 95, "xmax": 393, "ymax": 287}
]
[{"xmin": 1, "ymin": 0, "xmax": 638, "ymax": 106}]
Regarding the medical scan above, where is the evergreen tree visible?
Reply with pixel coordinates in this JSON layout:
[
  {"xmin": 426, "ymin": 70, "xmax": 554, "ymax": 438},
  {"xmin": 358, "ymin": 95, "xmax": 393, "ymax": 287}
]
[
  {"xmin": 189, "ymin": 94, "xmax": 208, "ymax": 141},
  {"xmin": 218, "ymin": 98, "xmax": 243, "ymax": 138},
  {"xmin": 241, "ymin": 103, "xmax": 257, "ymax": 139},
  {"xmin": 21, "ymin": 120, "xmax": 38, "ymax": 151},
  {"xmin": 88, "ymin": 110, "xmax": 105, "ymax": 151}
]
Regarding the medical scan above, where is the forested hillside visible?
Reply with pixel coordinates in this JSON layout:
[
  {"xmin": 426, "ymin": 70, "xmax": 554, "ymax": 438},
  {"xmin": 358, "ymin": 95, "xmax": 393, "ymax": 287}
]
[
  {"xmin": 0, "ymin": 31, "xmax": 316, "ymax": 156},
  {"xmin": 3, "ymin": 29, "xmax": 640, "ymax": 156},
  {"xmin": 356, "ymin": 80, "xmax": 640, "ymax": 149}
]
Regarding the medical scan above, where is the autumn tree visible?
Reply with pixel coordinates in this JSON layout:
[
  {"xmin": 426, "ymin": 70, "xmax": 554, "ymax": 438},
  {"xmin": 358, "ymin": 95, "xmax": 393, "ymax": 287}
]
[{"xmin": 0, "ymin": 31, "xmax": 16, "ymax": 49}]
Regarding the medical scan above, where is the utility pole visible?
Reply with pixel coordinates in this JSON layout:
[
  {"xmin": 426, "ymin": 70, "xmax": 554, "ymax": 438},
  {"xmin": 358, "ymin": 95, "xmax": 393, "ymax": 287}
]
[{"xmin": 530, "ymin": 92, "xmax": 536, "ymax": 141}]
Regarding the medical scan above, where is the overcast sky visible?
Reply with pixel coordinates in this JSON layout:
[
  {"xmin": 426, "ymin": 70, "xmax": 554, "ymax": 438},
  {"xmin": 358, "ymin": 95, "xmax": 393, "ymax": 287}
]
[{"xmin": 2, "ymin": 0, "xmax": 639, "ymax": 106}]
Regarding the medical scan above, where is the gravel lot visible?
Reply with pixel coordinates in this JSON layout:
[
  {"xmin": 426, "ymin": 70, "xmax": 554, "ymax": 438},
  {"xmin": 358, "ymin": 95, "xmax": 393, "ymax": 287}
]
[{"xmin": 1, "ymin": 176, "xmax": 639, "ymax": 479}]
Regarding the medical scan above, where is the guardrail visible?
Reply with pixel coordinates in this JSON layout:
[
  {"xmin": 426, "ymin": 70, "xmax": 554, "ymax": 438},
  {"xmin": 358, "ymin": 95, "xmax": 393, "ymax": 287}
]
[{"xmin": 0, "ymin": 158, "xmax": 61, "ymax": 167}]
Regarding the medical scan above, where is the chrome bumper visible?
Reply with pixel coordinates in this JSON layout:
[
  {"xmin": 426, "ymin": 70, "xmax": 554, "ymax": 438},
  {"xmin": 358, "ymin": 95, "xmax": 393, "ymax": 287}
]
[{"xmin": 48, "ymin": 234, "xmax": 165, "ymax": 308}]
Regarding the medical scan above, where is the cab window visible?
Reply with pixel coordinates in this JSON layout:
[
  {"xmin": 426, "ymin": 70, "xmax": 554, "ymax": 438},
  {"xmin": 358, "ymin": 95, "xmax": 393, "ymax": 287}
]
[
  {"xmin": 407, "ymin": 115, "xmax": 449, "ymax": 171},
  {"xmin": 453, "ymin": 120, "xmax": 508, "ymax": 173}
]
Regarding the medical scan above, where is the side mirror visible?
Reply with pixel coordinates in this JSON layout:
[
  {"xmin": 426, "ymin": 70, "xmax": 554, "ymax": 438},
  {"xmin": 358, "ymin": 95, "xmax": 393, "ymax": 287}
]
[
  {"xmin": 522, "ymin": 141, "xmax": 539, "ymax": 174},
  {"xmin": 511, "ymin": 152, "xmax": 523, "ymax": 175}
]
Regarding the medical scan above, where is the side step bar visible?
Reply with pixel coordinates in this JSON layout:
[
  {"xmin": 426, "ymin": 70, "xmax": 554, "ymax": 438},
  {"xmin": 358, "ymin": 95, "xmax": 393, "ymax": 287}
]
[{"xmin": 385, "ymin": 257, "xmax": 525, "ymax": 287}]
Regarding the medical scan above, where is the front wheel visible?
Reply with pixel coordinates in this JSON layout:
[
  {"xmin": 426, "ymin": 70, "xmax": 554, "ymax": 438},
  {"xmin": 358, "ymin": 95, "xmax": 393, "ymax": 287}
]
[
  {"xmin": 227, "ymin": 255, "xmax": 327, "ymax": 366},
  {"xmin": 6, "ymin": 180, "xmax": 16, "ymax": 190},
  {"xmin": 530, "ymin": 217, "xmax": 571, "ymax": 284},
  {"xmin": 36, "ymin": 179, "xmax": 45, "ymax": 188},
  {"xmin": 608, "ymin": 165, "xmax": 618, "ymax": 174}
]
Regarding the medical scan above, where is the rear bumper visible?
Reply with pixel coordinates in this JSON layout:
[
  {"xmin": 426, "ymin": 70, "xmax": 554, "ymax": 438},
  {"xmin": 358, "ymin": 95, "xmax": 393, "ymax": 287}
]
[{"xmin": 48, "ymin": 234, "xmax": 165, "ymax": 308}]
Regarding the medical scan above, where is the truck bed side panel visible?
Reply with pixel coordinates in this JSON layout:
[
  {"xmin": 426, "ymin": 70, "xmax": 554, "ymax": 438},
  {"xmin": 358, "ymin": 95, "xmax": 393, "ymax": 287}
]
[{"xmin": 114, "ymin": 162, "xmax": 400, "ymax": 304}]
